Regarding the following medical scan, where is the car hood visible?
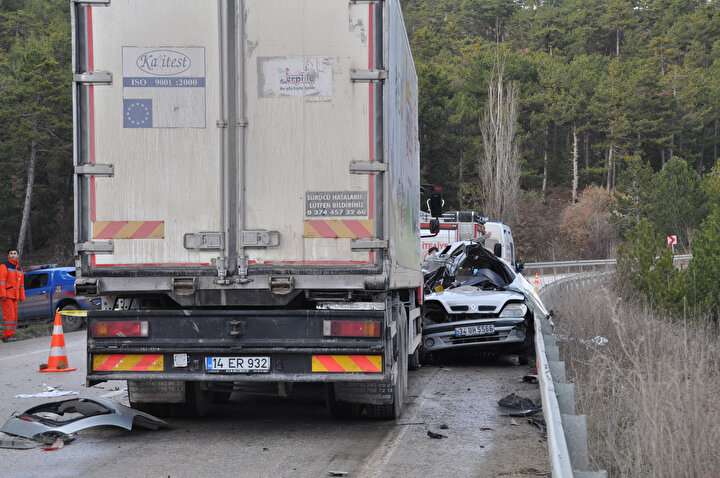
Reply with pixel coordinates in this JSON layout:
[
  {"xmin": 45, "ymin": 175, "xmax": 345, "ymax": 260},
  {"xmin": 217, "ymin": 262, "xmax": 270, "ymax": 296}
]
[{"xmin": 426, "ymin": 286, "xmax": 525, "ymax": 313}]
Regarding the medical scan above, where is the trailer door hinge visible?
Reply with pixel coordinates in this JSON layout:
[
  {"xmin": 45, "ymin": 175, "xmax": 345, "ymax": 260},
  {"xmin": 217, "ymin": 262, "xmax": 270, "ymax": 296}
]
[
  {"xmin": 242, "ymin": 230, "xmax": 280, "ymax": 248},
  {"xmin": 74, "ymin": 71, "xmax": 112, "ymax": 84},
  {"xmin": 351, "ymin": 238, "xmax": 387, "ymax": 251},
  {"xmin": 349, "ymin": 160, "xmax": 387, "ymax": 174},
  {"xmin": 75, "ymin": 164, "xmax": 114, "ymax": 177},
  {"xmin": 350, "ymin": 69, "xmax": 387, "ymax": 82},
  {"xmin": 184, "ymin": 232, "xmax": 224, "ymax": 250},
  {"xmin": 76, "ymin": 241, "xmax": 114, "ymax": 254}
]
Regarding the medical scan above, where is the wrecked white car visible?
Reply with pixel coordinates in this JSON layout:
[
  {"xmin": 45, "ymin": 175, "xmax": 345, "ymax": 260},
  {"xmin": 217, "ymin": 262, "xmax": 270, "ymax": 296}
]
[{"xmin": 421, "ymin": 240, "xmax": 535, "ymax": 363}]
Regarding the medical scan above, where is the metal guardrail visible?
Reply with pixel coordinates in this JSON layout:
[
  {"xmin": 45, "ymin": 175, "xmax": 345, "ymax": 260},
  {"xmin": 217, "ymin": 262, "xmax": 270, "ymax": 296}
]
[
  {"xmin": 533, "ymin": 273, "xmax": 611, "ymax": 477},
  {"xmin": 524, "ymin": 254, "xmax": 692, "ymax": 275}
]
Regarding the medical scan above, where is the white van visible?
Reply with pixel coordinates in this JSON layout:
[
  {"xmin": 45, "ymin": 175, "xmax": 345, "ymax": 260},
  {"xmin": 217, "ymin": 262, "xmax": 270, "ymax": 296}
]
[{"xmin": 482, "ymin": 222, "xmax": 520, "ymax": 271}]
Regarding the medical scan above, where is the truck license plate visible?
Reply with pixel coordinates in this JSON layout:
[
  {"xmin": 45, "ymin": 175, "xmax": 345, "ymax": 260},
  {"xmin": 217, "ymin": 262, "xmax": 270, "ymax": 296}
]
[
  {"xmin": 455, "ymin": 325, "xmax": 494, "ymax": 337},
  {"xmin": 205, "ymin": 356, "xmax": 270, "ymax": 373}
]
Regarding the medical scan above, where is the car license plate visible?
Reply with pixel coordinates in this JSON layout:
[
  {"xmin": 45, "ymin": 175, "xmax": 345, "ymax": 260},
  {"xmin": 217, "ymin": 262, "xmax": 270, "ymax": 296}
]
[
  {"xmin": 205, "ymin": 356, "xmax": 270, "ymax": 373},
  {"xmin": 455, "ymin": 325, "xmax": 494, "ymax": 337}
]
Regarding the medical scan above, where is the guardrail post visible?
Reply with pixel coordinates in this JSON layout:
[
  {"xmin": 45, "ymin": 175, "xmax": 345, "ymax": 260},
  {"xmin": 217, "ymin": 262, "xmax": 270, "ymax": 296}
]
[
  {"xmin": 562, "ymin": 414, "xmax": 589, "ymax": 471},
  {"xmin": 555, "ymin": 382, "xmax": 575, "ymax": 415},
  {"xmin": 545, "ymin": 344, "xmax": 560, "ymax": 361},
  {"xmin": 548, "ymin": 360, "xmax": 565, "ymax": 381}
]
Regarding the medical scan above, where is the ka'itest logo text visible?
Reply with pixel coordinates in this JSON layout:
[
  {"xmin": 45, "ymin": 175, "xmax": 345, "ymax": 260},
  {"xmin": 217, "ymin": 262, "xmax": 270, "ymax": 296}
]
[{"xmin": 136, "ymin": 50, "xmax": 191, "ymax": 76}]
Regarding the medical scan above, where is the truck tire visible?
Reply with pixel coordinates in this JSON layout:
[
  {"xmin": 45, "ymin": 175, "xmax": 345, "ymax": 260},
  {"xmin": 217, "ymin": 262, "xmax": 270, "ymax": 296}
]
[
  {"xmin": 129, "ymin": 401, "xmax": 171, "ymax": 418},
  {"xmin": 325, "ymin": 384, "xmax": 351, "ymax": 418},
  {"xmin": 369, "ymin": 304, "xmax": 407, "ymax": 419},
  {"xmin": 58, "ymin": 303, "xmax": 85, "ymax": 332},
  {"xmin": 181, "ymin": 381, "xmax": 213, "ymax": 417}
]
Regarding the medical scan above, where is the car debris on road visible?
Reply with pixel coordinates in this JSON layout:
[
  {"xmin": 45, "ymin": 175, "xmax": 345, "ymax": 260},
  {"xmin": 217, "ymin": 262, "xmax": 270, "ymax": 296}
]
[
  {"xmin": 497, "ymin": 393, "xmax": 542, "ymax": 417},
  {"xmin": 1, "ymin": 397, "xmax": 169, "ymax": 444}
]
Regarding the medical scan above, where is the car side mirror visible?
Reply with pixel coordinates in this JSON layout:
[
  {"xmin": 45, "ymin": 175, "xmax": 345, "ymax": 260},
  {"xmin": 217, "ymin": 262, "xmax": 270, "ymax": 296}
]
[
  {"xmin": 428, "ymin": 188, "xmax": 443, "ymax": 217},
  {"xmin": 493, "ymin": 243, "xmax": 502, "ymax": 257}
]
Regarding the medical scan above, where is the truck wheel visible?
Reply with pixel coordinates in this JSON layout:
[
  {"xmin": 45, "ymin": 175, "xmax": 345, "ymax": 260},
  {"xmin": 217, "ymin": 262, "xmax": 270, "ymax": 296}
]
[
  {"xmin": 129, "ymin": 401, "xmax": 171, "ymax": 418},
  {"xmin": 58, "ymin": 304, "xmax": 85, "ymax": 332},
  {"xmin": 325, "ymin": 384, "xmax": 351, "ymax": 418},
  {"xmin": 181, "ymin": 381, "xmax": 213, "ymax": 417}
]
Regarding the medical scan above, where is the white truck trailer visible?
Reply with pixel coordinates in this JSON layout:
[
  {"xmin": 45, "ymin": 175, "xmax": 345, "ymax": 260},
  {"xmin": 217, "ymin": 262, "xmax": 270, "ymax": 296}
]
[{"xmin": 71, "ymin": 0, "xmax": 429, "ymax": 418}]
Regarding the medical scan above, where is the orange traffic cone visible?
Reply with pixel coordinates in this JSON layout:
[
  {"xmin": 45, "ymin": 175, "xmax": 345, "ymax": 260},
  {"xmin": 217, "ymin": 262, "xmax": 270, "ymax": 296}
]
[
  {"xmin": 533, "ymin": 272, "xmax": 541, "ymax": 291},
  {"xmin": 39, "ymin": 312, "xmax": 77, "ymax": 373}
]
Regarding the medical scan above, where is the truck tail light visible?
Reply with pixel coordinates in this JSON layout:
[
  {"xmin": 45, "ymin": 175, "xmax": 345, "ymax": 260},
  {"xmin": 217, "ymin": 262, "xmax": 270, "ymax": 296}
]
[
  {"xmin": 323, "ymin": 320, "xmax": 381, "ymax": 337},
  {"xmin": 91, "ymin": 321, "xmax": 149, "ymax": 338}
]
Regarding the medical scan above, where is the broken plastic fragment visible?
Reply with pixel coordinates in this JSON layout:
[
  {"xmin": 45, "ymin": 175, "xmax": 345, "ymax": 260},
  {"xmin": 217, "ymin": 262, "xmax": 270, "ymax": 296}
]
[
  {"xmin": 497, "ymin": 393, "xmax": 542, "ymax": 416},
  {"xmin": 1, "ymin": 397, "xmax": 169, "ymax": 440}
]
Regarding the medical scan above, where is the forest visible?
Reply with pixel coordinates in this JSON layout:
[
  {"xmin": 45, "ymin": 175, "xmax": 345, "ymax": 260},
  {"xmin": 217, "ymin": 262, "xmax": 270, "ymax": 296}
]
[{"xmin": 1, "ymin": 1, "xmax": 719, "ymax": 276}]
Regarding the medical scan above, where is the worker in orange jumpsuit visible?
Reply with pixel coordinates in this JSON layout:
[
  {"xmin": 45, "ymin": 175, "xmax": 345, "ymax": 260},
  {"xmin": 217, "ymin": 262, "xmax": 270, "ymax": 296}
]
[{"xmin": 1, "ymin": 249, "xmax": 25, "ymax": 342}]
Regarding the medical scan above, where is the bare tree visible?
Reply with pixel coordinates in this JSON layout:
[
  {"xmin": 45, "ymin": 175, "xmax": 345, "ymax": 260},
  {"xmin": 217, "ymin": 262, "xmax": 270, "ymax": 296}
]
[
  {"xmin": 17, "ymin": 117, "xmax": 38, "ymax": 257},
  {"xmin": 479, "ymin": 61, "xmax": 521, "ymax": 226}
]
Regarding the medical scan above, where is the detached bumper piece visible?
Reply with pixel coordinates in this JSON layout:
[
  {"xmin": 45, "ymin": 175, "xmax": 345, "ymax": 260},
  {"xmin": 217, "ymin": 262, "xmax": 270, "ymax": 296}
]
[{"xmin": 0, "ymin": 397, "xmax": 169, "ymax": 440}]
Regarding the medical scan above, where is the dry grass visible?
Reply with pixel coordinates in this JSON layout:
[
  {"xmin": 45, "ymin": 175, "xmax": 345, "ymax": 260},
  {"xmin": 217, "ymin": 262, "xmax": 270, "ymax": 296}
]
[{"xmin": 544, "ymin": 277, "xmax": 720, "ymax": 477}]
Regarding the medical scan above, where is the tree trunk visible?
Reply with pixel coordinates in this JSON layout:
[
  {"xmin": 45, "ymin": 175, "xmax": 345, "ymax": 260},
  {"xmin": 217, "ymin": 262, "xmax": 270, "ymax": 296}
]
[
  {"xmin": 616, "ymin": 29, "xmax": 620, "ymax": 57},
  {"xmin": 17, "ymin": 117, "xmax": 38, "ymax": 257},
  {"xmin": 479, "ymin": 58, "xmax": 521, "ymax": 226},
  {"xmin": 584, "ymin": 132, "xmax": 590, "ymax": 169},
  {"xmin": 606, "ymin": 145, "xmax": 613, "ymax": 194},
  {"xmin": 542, "ymin": 126, "xmax": 548, "ymax": 205},
  {"xmin": 572, "ymin": 124, "xmax": 579, "ymax": 202},
  {"xmin": 698, "ymin": 139, "xmax": 704, "ymax": 175},
  {"xmin": 458, "ymin": 144, "xmax": 464, "ymax": 209},
  {"xmin": 714, "ymin": 118, "xmax": 718, "ymax": 168}
]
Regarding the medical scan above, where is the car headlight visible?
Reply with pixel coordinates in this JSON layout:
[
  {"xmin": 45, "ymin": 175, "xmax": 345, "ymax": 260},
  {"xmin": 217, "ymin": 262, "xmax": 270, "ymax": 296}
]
[{"xmin": 499, "ymin": 303, "xmax": 527, "ymax": 318}]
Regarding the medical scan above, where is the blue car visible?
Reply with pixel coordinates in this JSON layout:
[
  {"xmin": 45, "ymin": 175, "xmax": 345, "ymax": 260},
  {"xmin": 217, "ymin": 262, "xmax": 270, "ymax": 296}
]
[{"xmin": 18, "ymin": 265, "xmax": 101, "ymax": 331}]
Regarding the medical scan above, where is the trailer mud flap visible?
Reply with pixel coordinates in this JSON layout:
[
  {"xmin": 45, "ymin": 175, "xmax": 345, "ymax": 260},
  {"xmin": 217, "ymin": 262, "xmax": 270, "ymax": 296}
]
[{"xmin": 333, "ymin": 382, "xmax": 393, "ymax": 405}]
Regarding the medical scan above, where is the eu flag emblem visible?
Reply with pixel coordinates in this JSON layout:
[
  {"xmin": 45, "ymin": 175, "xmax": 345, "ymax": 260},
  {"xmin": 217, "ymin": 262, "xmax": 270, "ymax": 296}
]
[{"xmin": 123, "ymin": 99, "xmax": 153, "ymax": 128}]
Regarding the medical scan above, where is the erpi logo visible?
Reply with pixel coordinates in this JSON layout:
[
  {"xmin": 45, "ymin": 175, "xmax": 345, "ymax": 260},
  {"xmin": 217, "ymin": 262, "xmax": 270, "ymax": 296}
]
[{"xmin": 136, "ymin": 50, "xmax": 191, "ymax": 76}]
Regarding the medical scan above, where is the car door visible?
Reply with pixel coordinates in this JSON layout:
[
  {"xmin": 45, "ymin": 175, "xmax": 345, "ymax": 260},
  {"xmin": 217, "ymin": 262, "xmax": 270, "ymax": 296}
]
[{"xmin": 19, "ymin": 272, "xmax": 52, "ymax": 321}]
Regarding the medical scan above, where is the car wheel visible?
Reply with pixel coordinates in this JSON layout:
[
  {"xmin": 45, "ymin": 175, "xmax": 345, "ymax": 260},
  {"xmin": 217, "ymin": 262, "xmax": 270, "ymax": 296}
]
[{"xmin": 58, "ymin": 304, "xmax": 85, "ymax": 332}]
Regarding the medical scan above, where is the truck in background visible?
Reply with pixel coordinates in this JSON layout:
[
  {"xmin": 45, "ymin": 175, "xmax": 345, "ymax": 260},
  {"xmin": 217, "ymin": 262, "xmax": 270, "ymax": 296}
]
[
  {"xmin": 72, "ymin": 0, "xmax": 432, "ymax": 418},
  {"xmin": 483, "ymin": 222, "xmax": 521, "ymax": 272},
  {"xmin": 420, "ymin": 210, "xmax": 487, "ymax": 258},
  {"xmin": 421, "ymin": 212, "xmax": 521, "ymax": 272}
]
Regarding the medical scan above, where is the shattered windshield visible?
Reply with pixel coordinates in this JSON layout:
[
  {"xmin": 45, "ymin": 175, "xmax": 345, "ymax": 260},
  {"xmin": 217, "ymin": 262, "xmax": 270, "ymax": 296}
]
[
  {"xmin": 453, "ymin": 267, "xmax": 507, "ymax": 289},
  {"xmin": 424, "ymin": 241, "xmax": 514, "ymax": 292}
]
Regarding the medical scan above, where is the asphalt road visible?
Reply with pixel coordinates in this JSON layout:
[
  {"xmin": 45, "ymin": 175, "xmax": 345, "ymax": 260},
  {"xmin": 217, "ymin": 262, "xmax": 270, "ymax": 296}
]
[{"xmin": 0, "ymin": 332, "xmax": 548, "ymax": 478}]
